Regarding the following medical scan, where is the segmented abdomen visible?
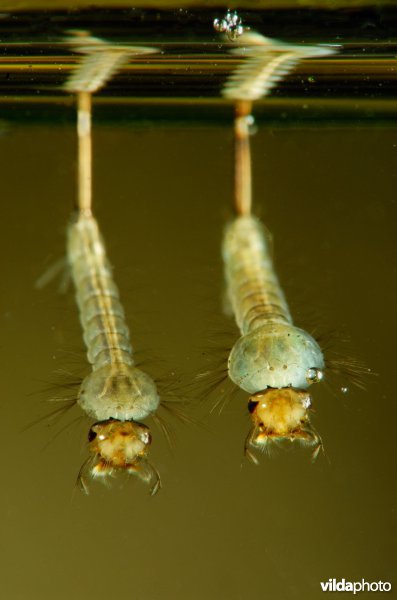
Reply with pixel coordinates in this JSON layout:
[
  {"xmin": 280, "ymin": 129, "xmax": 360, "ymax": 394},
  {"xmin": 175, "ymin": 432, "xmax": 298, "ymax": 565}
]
[
  {"xmin": 67, "ymin": 215, "xmax": 133, "ymax": 370},
  {"xmin": 222, "ymin": 215, "xmax": 292, "ymax": 335}
]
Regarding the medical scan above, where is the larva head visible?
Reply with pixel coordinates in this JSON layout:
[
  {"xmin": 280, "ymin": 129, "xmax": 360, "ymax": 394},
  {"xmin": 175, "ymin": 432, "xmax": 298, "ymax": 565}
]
[
  {"xmin": 87, "ymin": 419, "xmax": 151, "ymax": 475},
  {"xmin": 247, "ymin": 388, "xmax": 319, "ymax": 448}
]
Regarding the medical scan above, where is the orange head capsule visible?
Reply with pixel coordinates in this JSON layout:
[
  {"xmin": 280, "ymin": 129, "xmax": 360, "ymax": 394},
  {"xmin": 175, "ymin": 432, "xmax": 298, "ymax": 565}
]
[
  {"xmin": 78, "ymin": 419, "xmax": 161, "ymax": 495},
  {"xmin": 245, "ymin": 387, "xmax": 321, "ymax": 462},
  {"xmin": 88, "ymin": 419, "xmax": 152, "ymax": 471}
]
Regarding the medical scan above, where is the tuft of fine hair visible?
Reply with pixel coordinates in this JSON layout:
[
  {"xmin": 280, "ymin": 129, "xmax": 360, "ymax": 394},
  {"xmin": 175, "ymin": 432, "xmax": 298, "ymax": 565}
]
[
  {"xmin": 223, "ymin": 31, "xmax": 336, "ymax": 102},
  {"xmin": 64, "ymin": 31, "xmax": 157, "ymax": 94}
]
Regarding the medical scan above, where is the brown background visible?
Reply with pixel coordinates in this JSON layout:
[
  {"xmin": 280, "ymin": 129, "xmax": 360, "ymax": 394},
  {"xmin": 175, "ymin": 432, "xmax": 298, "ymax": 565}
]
[{"xmin": 0, "ymin": 114, "xmax": 395, "ymax": 598}]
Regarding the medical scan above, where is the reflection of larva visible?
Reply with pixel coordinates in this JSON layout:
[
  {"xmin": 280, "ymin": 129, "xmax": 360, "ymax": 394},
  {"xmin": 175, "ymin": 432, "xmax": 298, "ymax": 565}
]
[
  {"xmin": 223, "ymin": 30, "xmax": 336, "ymax": 102},
  {"xmin": 64, "ymin": 32, "xmax": 157, "ymax": 94},
  {"xmin": 218, "ymin": 31, "xmax": 337, "ymax": 462},
  {"xmin": 61, "ymin": 34, "xmax": 162, "ymax": 494}
]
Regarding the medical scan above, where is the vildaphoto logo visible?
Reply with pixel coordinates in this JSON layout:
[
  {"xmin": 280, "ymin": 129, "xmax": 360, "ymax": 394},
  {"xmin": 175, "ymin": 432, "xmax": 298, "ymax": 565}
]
[{"xmin": 320, "ymin": 579, "xmax": 392, "ymax": 594}]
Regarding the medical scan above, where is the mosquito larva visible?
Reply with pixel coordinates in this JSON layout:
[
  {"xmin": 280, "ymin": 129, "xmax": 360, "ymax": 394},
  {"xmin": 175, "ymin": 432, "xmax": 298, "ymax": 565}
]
[
  {"xmin": 64, "ymin": 35, "xmax": 161, "ymax": 494},
  {"xmin": 69, "ymin": 214, "xmax": 161, "ymax": 494},
  {"xmin": 223, "ymin": 215, "xmax": 324, "ymax": 462},
  {"xmin": 219, "ymin": 31, "xmax": 335, "ymax": 462}
]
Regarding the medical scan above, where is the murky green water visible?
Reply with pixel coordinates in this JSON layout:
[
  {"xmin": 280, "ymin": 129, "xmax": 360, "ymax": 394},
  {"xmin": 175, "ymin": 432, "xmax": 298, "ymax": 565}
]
[{"xmin": 0, "ymin": 8, "xmax": 396, "ymax": 600}]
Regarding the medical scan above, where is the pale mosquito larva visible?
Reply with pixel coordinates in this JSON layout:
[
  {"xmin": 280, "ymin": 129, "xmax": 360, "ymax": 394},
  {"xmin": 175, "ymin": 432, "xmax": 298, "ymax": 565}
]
[
  {"xmin": 62, "ymin": 35, "xmax": 162, "ymax": 494},
  {"xmin": 218, "ymin": 31, "xmax": 336, "ymax": 463}
]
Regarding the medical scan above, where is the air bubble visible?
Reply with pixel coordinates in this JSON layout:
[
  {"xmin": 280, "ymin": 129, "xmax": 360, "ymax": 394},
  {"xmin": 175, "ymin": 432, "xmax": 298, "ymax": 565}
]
[
  {"xmin": 306, "ymin": 367, "xmax": 324, "ymax": 384},
  {"xmin": 213, "ymin": 17, "xmax": 227, "ymax": 34},
  {"xmin": 213, "ymin": 10, "xmax": 245, "ymax": 41}
]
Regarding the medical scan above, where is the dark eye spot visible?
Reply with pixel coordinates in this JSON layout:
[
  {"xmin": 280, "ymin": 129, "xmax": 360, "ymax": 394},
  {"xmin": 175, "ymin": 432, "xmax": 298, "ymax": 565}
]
[
  {"xmin": 88, "ymin": 429, "xmax": 97, "ymax": 442},
  {"xmin": 248, "ymin": 400, "xmax": 258, "ymax": 414}
]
